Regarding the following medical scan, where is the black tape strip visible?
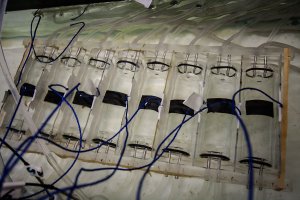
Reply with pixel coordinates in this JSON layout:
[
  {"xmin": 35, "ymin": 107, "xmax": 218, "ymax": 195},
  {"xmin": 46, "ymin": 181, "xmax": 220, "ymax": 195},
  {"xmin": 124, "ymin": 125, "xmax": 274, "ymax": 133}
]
[
  {"xmin": 139, "ymin": 95, "xmax": 162, "ymax": 112},
  {"xmin": 20, "ymin": 83, "xmax": 35, "ymax": 97},
  {"xmin": 102, "ymin": 90, "xmax": 127, "ymax": 107},
  {"xmin": 44, "ymin": 90, "xmax": 64, "ymax": 105},
  {"xmin": 246, "ymin": 100, "xmax": 274, "ymax": 117},
  {"xmin": 169, "ymin": 100, "xmax": 194, "ymax": 116},
  {"xmin": 207, "ymin": 98, "xmax": 235, "ymax": 115},
  {"xmin": 72, "ymin": 91, "xmax": 94, "ymax": 108}
]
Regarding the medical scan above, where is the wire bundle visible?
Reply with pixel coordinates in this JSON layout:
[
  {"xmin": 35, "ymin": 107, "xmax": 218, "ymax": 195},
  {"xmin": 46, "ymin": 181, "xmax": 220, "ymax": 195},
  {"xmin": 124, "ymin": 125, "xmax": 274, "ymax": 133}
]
[{"xmin": 0, "ymin": 7, "xmax": 284, "ymax": 200}]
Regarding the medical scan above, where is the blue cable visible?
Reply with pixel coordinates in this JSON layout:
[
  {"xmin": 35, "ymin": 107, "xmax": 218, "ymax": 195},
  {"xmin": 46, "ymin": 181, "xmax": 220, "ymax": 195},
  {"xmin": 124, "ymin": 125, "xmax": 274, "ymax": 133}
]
[
  {"xmin": 68, "ymin": 97, "xmax": 130, "ymax": 199},
  {"xmin": 48, "ymin": 84, "xmax": 83, "ymax": 184},
  {"xmin": 34, "ymin": 98, "xmax": 143, "ymax": 155},
  {"xmin": 19, "ymin": 97, "xmax": 162, "ymax": 156},
  {"xmin": 19, "ymin": 84, "xmax": 84, "ymax": 199},
  {"xmin": 234, "ymin": 106, "xmax": 254, "ymax": 200},
  {"xmin": 42, "ymin": 90, "xmax": 281, "ymax": 200},
  {"xmin": 37, "ymin": 101, "xmax": 230, "ymax": 199},
  {"xmin": 231, "ymin": 87, "xmax": 283, "ymax": 200},
  {"xmin": 16, "ymin": 15, "xmax": 40, "ymax": 87},
  {"xmin": 68, "ymin": 96, "xmax": 156, "ymax": 198},
  {"xmin": 136, "ymin": 114, "xmax": 187, "ymax": 200},
  {"xmin": 232, "ymin": 87, "xmax": 283, "ymax": 107},
  {"xmin": 134, "ymin": 99, "xmax": 244, "ymax": 200},
  {"xmin": 0, "ymin": 83, "xmax": 80, "ymax": 192},
  {"xmin": 12, "ymin": 87, "xmax": 281, "ymax": 200},
  {"xmin": 16, "ymin": 13, "xmax": 85, "ymax": 86},
  {"xmin": 37, "ymin": 105, "xmax": 210, "ymax": 199},
  {"xmin": 0, "ymin": 95, "xmax": 23, "ymax": 149},
  {"xmin": 6, "ymin": 7, "xmax": 282, "ymax": 200},
  {"xmin": 32, "ymin": 21, "xmax": 85, "ymax": 64},
  {"xmin": 134, "ymin": 100, "xmax": 241, "ymax": 200},
  {"xmin": 6, "ymin": 94, "xmax": 149, "ymax": 200},
  {"xmin": 70, "ymin": 4, "xmax": 90, "ymax": 21},
  {"xmin": 34, "ymin": 100, "xmax": 241, "ymax": 154},
  {"xmin": 1, "ymin": 9, "xmax": 86, "ymax": 195},
  {"xmin": 20, "ymin": 95, "xmax": 150, "ymax": 199}
]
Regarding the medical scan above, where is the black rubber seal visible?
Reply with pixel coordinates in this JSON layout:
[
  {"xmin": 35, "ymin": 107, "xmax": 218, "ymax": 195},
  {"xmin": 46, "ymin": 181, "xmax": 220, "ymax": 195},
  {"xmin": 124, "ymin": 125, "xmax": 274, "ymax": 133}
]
[
  {"xmin": 72, "ymin": 91, "xmax": 94, "ymax": 108},
  {"xmin": 7, "ymin": 127, "xmax": 26, "ymax": 134},
  {"xmin": 89, "ymin": 58, "xmax": 110, "ymax": 69},
  {"xmin": 39, "ymin": 131, "xmax": 55, "ymax": 138},
  {"xmin": 211, "ymin": 66, "xmax": 237, "ymax": 77},
  {"xmin": 147, "ymin": 61, "xmax": 170, "ymax": 71},
  {"xmin": 61, "ymin": 56, "xmax": 81, "ymax": 67},
  {"xmin": 169, "ymin": 100, "xmax": 194, "ymax": 116},
  {"xmin": 92, "ymin": 138, "xmax": 117, "ymax": 148},
  {"xmin": 117, "ymin": 60, "xmax": 139, "ymax": 72},
  {"xmin": 177, "ymin": 63, "xmax": 203, "ymax": 75},
  {"xmin": 200, "ymin": 152, "xmax": 230, "ymax": 161},
  {"xmin": 245, "ymin": 67, "xmax": 273, "ymax": 78},
  {"xmin": 207, "ymin": 98, "xmax": 235, "ymax": 115},
  {"xmin": 35, "ymin": 55, "xmax": 54, "ymax": 63},
  {"xmin": 164, "ymin": 147, "xmax": 190, "ymax": 157},
  {"xmin": 20, "ymin": 83, "xmax": 35, "ymax": 97},
  {"xmin": 246, "ymin": 100, "xmax": 274, "ymax": 117},
  {"xmin": 62, "ymin": 134, "xmax": 82, "ymax": 141},
  {"xmin": 44, "ymin": 90, "xmax": 64, "ymax": 105},
  {"xmin": 240, "ymin": 157, "xmax": 272, "ymax": 168},
  {"xmin": 139, "ymin": 95, "xmax": 162, "ymax": 112},
  {"xmin": 102, "ymin": 90, "xmax": 127, "ymax": 107},
  {"xmin": 128, "ymin": 143, "xmax": 152, "ymax": 151}
]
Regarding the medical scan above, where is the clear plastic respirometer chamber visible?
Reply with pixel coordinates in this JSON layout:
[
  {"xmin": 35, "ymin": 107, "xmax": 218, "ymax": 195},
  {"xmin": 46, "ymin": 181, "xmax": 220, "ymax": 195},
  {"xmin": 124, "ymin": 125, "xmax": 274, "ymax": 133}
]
[{"xmin": 0, "ymin": 0, "xmax": 299, "ymax": 199}]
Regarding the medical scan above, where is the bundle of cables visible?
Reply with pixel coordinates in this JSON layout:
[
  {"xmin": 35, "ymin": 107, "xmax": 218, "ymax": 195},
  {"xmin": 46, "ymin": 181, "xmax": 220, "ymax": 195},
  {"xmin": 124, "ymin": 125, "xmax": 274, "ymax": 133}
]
[
  {"xmin": 1, "ymin": 80, "xmax": 283, "ymax": 200},
  {"xmin": 27, "ymin": 90, "xmax": 282, "ymax": 200},
  {"xmin": 0, "ymin": 8, "xmax": 284, "ymax": 200},
  {"xmin": 0, "ymin": 9, "xmax": 86, "ymax": 198}
]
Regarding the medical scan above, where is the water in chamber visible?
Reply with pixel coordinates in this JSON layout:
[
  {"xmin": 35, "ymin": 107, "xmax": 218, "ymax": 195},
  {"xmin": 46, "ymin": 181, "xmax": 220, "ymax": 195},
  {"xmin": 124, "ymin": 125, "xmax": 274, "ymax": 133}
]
[
  {"xmin": 198, "ymin": 55, "xmax": 239, "ymax": 163},
  {"xmin": 32, "ymin": 47, "xmax": 85, "ymax": 137},
  {"xmin": 0, "ymin": 46, "xmax": 57, "ymax": 135},
  {"xmin": 239, "ymin": 56, "xmax": 279, "ymax": 167},
  {"xmin": 128, "ymin": 59, "xmax": 170, "ymax": 151},
  {"xmin": 165, "ymin": 59, "xmax": 204, "ymax": 158},
  {"xmin": 61, "ymin": 49, "xmax": 113, "ymax": 141},
  {"xmin": 91, "ymin": 51, "xmax": 141, "ymax": 147}
]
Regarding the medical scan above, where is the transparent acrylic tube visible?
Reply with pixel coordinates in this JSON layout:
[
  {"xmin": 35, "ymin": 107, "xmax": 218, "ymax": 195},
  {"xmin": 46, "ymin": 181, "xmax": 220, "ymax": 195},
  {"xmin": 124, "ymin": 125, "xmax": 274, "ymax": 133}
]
[
  {"xmin": 32, "ymin": 47, "xmax": 86, "ymax": 137},
  {"xmin": 239, "ymin": 56, "xmax": 279, "ymax": 168},
  {"xmin": 164, "ymin": 54, "xmax": 204, "ymax": 157},
  {"xmin": 90, "ymin": 50, "xmax": 142, "ymax": 147},
  {"xmin": 61, "ymin": 49, "xmax": 114, "ymax": 141},
  {"xmin": 128, "ymin": 52, "xmax": 171, "ymax": 151},
  {"xmin": 198, "ymin": 55, "xmax": 240, "ymax": 162},
  {"xmin": 1, "ymin": 46, "xmax": 57, "ymax": 134}
]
